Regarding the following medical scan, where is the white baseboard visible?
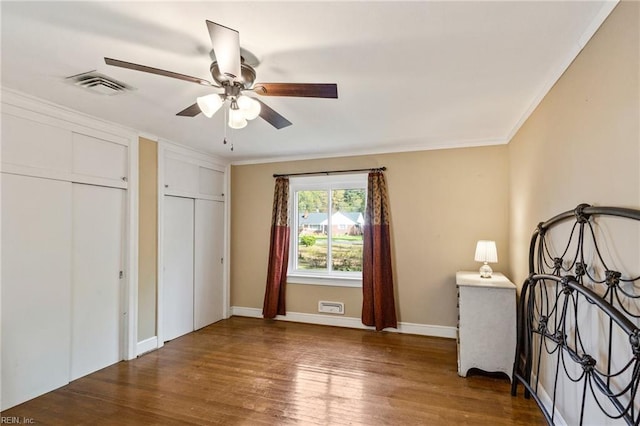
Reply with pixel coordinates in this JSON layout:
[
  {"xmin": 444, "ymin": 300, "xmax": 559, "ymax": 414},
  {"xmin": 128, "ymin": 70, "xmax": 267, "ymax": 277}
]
[
  {"xmin": 136, "ymin": 336, "xmax": 158, "ymax": 356},
  {"xmin": 230, "ymin": 306, "xmax": 456, "ymax": 339}
]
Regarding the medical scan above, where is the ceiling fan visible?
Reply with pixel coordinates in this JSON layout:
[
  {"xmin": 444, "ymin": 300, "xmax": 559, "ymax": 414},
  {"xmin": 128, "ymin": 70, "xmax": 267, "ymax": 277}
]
[{"xmin": 105, "ymin": 21, "xmax": 338, "ymax": 130}]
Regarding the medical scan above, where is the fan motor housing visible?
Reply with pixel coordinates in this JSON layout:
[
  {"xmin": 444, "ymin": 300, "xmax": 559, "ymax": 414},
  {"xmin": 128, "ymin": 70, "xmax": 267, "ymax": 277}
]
[{"xmin": 210, "ymin": 61, "xmax": 256, "ymax": 89}]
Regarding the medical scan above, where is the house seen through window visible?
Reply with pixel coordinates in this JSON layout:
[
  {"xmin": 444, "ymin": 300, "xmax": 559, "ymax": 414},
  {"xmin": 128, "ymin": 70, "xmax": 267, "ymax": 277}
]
[{"xmin": 289, "ymin": 174, "xmax": 367, "ymax": 286}]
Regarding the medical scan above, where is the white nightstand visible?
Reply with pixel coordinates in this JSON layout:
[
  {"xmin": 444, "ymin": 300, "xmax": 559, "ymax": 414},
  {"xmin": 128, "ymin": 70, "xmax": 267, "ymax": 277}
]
[{"xmin": 456, "ymin": 271, "xmax": 516, "ymax": 382}]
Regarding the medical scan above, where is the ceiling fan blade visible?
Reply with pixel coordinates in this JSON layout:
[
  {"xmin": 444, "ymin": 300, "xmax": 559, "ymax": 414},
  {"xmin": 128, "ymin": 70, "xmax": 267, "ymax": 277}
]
[
  {"xmin": 206, "ymin": 21, "xmax": 241, "ymax": 81},
  {"xmin": 105, "ymin": 58, "xmax": 216, "ymax": 87},
  {"xmin": 176, "ymin": 103, "xmax": 202, "ymax": 117},
  {"xmin": 253, "ymin": 83, "xmax": 338, "ymax": 99},
  {"xmin": 255, "ymin": 99, "xmax": 292, "ymax": 129}
]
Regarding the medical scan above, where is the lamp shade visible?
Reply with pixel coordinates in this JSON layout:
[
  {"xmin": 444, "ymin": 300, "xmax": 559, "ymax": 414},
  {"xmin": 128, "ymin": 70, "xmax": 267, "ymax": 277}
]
[
  {"xmin": 236, "ymin": 95, "xmax": 261, "ymax": 120},
  {"xmin": 474, "ymin": 240, "xmax": 498, "ymax": 263},
  {"xmin": 228, "ymin": 107, "xmax": 248, "ymax": 129},
  {"xmin": 196, "ymin": 94, "xmax": 223, "ymax": 118}
]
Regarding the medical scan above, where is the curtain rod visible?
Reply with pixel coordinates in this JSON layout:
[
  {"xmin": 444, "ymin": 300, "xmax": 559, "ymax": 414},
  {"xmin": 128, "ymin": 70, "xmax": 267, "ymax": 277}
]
[{"xmin": 273, "ymin": 166, "xmax": 386, "ymax": 178}]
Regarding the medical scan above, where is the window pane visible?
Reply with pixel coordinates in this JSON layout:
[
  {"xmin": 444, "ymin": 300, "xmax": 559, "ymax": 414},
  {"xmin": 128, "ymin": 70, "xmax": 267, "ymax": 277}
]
[
  {"xmin": 330, "ymin": 188, "xmax": 365, "ymax": 272},
  {"xmin": 297, "ymin": 190, "xmax": 328, "ymax": 271}
]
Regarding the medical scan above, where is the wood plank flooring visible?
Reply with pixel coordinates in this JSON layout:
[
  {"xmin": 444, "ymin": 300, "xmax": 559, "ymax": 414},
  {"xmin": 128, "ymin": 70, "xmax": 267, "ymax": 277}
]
[{"xmin": 2, "ymin": 317, "xmax": 544, "ymax": 425}]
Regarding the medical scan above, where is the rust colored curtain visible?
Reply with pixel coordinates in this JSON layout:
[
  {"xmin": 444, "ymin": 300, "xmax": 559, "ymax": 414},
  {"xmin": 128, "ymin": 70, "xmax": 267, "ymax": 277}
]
[
  {"xmin": 262, "ymin": 177, "xmax": 290, "ymax": 318},
  {"xmin": 362, "ymin": 170, "xmax": 397, "ymax": 330}
]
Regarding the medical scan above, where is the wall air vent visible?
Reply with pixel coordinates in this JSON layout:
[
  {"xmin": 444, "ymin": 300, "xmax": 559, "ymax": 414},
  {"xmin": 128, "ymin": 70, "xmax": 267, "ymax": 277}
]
[
  {"xmin": 318, "ymin": 301, "xmax": 344, "ymax": 315},
  {"xmin": 65, "ymin": 70, "xmax": 134, "ymax": 95}
]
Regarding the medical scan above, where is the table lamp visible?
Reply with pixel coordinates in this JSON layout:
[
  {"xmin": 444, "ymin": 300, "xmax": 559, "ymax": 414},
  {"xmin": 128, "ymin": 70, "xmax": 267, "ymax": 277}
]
[{"xmin": 475, "ymin": 240, "xmax": 498, "ymax": 278}]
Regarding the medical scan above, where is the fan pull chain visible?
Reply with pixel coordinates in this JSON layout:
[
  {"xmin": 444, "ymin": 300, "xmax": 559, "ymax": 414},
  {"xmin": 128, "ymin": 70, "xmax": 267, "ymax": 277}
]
[
  {"xmin": 219, "ymin": 102, "xmax": 234, "ymax": 152},
  {"xmin": 223, "ymin": 105, "xmax": 231, "ymax": 151}
]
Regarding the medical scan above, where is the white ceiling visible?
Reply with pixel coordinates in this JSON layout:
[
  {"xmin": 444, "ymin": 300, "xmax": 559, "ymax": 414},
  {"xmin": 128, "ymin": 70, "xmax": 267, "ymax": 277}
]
[{"xmin": 1, "ymin": 1, "xmax": 617, "ymax": 163}]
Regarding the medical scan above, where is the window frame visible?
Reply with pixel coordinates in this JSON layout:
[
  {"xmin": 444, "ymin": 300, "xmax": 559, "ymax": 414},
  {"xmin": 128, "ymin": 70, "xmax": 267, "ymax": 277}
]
[{"xmin": 287, "ymin": 174, "xmax": 367, "ymax": 288}]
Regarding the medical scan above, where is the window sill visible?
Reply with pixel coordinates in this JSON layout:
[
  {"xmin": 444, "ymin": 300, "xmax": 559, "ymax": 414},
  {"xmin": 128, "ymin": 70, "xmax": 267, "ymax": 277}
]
[{"xmin": 287, "ymin": 273, "xmax": 362, "ymax": 288}]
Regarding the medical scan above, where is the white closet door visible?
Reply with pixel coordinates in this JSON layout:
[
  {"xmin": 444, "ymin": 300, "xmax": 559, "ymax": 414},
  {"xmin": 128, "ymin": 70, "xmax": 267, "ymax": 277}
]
[
  {"xmin": 194, "ymin": 199, "xmax": 225, "ymax": 330},
  {"xmin": 71, "ymin": 184, "xmax": 125, "ymax": 380},
  {"xmin": 2, "ymin": 113, "xmax": 72, "ymax": 176},
  {"xmin": 163, "ymin": 196, "xmax": 195, "ymax": 341},
  {"xmin": 1, "ymin": 174, "xmax": 72, "ymax": 410},
  {"xmin": 165, "ymin": 157, "xmax": 199, "ymax": 194},
  {"xmin": 198, "ymin": 167, "xmax": 224, "ymax": 197},
  {"xmin": 72, "ymin": 133, "xmax": 128, "ymax": 186}
]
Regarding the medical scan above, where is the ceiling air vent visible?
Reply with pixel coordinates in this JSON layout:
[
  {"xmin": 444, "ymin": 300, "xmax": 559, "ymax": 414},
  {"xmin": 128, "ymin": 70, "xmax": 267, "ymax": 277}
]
[{"xmin": 65, "ymin": 70, "xmax": 134, "ymax": 95}]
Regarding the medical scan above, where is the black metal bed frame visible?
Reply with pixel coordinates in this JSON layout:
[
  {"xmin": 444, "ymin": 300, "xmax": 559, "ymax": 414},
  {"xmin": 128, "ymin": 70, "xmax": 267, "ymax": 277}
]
[{"xmin": 511, "ymin": 204, "xmax": 640, "ymax": 425}]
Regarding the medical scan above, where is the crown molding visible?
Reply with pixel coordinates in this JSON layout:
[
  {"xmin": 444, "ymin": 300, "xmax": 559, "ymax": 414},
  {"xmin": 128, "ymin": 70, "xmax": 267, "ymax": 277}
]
[
  {"xmin": 1, "ymin": 87, "xmax": 137, "ymax": 139},
  {"xmin": 230, "ymin": 136, "xmax": 508, "ymax": 166}
]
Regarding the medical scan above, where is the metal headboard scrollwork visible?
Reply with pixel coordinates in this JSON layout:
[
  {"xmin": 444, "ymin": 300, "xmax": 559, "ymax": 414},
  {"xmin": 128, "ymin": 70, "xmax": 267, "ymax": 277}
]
[{"xmin": 511, "ymin": 204, "xmax": 640, "ymax": 425}]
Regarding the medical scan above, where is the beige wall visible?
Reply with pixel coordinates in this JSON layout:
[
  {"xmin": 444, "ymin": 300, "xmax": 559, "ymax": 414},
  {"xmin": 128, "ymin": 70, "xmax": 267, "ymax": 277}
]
[
  {"xmin": 138, "ymin": 137, "xmax": 158, "ymax": 341},
  {"xmin": 508, "ymin": 1, "xmax": 640, "ymax": 287},
  {"xmin": 231, "ymin": 145, "xmax": 510, "ymax": 327},
  {"xmin": 142, "ymin": 2, "xmax": 639, "ymax": 334}
]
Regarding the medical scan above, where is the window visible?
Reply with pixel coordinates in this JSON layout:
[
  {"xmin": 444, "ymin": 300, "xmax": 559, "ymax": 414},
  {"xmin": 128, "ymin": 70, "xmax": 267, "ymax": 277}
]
[{"xmin": 288, "ymin": 174, "xmax": 367, "ymax": 287}]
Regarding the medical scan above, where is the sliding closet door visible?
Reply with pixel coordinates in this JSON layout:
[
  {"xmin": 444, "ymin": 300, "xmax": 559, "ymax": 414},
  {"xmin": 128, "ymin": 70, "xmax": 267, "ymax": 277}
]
[
  {"xmin": 70, "ymin": 183, "xmax": 125, "ymax": 380},
  {"xmin": 194, "ymin": 199, "xmax": 225, "ymax": 330},
  {"xmin": 1, "ymin": 174, "xmax": 72, "ymax": 409},
  {"xmin": 163, "ymin": 196, "xmax": 195, "ymax": 341}
]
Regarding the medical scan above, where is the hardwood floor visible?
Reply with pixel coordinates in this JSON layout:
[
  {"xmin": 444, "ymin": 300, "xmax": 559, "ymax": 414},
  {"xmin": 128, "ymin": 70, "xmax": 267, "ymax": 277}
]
[{"xmin": 2, "ymin": 317, "xmax": 544, "ymax": 425}]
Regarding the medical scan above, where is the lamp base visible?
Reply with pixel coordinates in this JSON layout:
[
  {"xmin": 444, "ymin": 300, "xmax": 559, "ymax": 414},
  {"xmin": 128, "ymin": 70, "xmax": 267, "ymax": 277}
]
[{"xmin": 479, "ymin": 262, "xmax": 493, "ymax": 278}]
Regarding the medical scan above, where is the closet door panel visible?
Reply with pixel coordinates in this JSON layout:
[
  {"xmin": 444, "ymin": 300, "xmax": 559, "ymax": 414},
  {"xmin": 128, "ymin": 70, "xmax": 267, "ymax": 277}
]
[
  {"xmin": 71, "ymin": 184, "xmax": 125, "ymax": 380},
  {"xmin": 163, "ymin": 196, "xmax": 195, "ymax": 341},
  {"xmin": 198, "ymin": 167, "xmax": 224, "ymax": 197},
  {"xmin": 165, "ymin": 158, "xmax": 199, "ymax": 194},
  {"xmin": 1, "ymin": 174, "xmax": 72, "ymax": 410},
  {"xmin": 194, "ymin": 200, "xmax": 225, "ymax": 330},
  {"xmin": 72, "ymin": 132, "xmax": 128, "ymax": 186},
  {"xmin": 1, "ymin": 113, "xmax": 72, "ymax": 175}
]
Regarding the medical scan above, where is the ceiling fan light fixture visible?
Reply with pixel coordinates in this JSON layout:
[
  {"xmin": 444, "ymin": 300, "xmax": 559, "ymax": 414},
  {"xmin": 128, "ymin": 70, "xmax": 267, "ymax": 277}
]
[
  {"xmin": 237, "ymin": 95, "xmax": 261, "ymax": 120},
  {"xmin": 228, "ymin": 107, "xmax": 248, "ymax": 129},
  {"xmin": 196, "ymin": 93, "xmax": 223, "ymax": 118},
  {"xmin": 104, "ymin": 21, "xmax": 337, "ymax": 132}
]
